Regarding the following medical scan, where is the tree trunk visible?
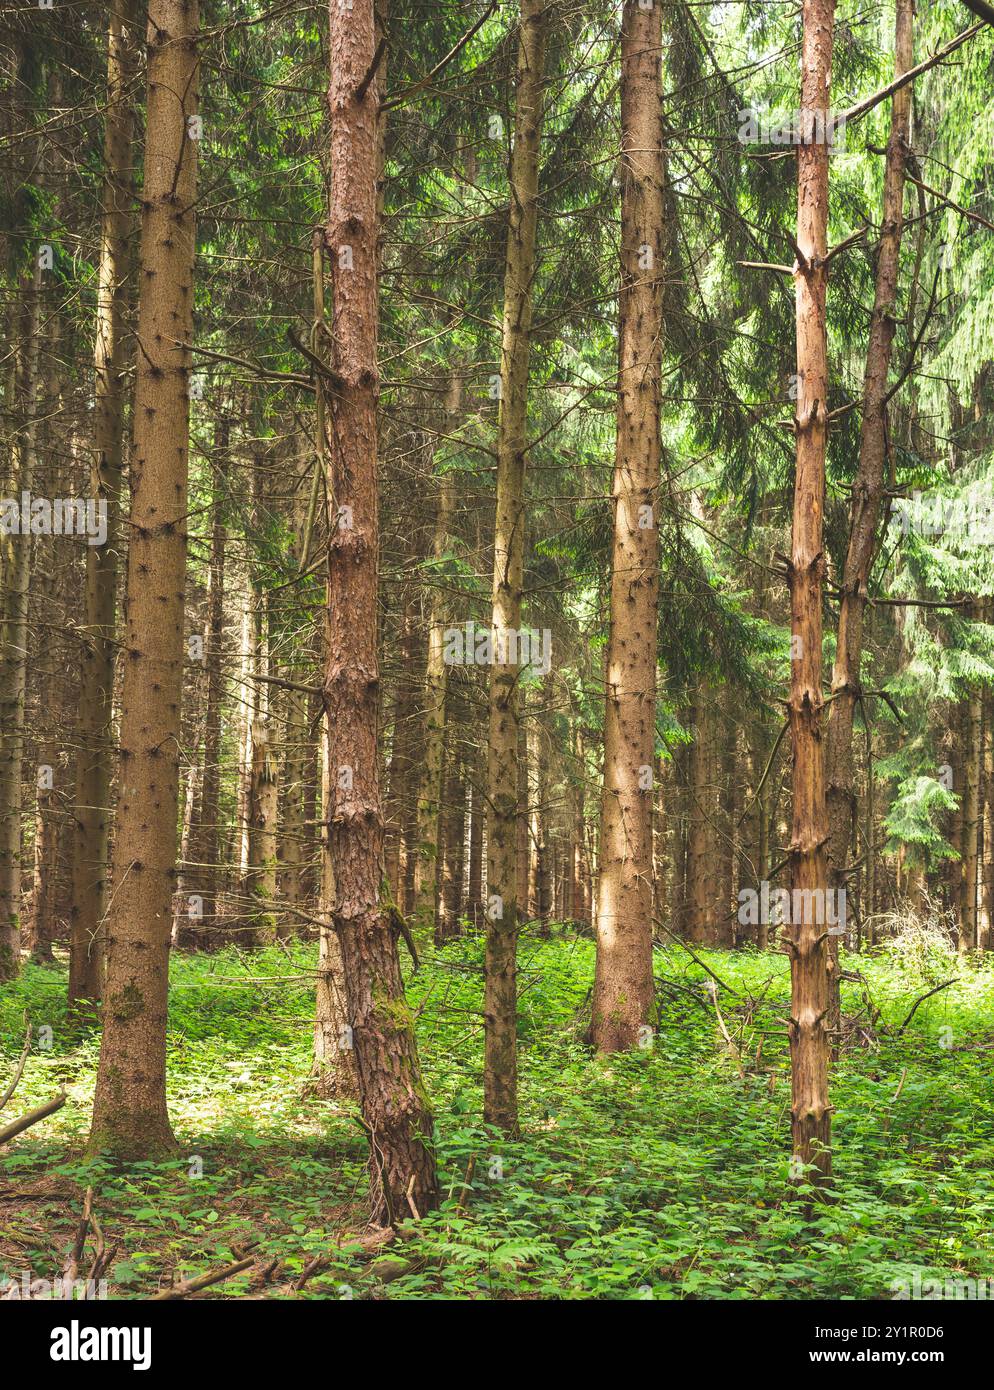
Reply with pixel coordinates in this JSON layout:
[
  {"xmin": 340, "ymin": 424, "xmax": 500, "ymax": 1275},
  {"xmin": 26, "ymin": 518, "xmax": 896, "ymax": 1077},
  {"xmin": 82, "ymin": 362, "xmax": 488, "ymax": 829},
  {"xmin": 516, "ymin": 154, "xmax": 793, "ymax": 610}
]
[
  {"xmin": 983, "ymin": 677, "xmax": 994, "ymax": 950},
  {"xmin": 321, "ymin": 0, "xmax": 437, "ymax": 1222},
  {"xmin": 590, "ymin": 0, "xmax": 665, "ymax": 1049},
  {"xmin": 189, "ymin": 421, "xmax": 228, "ymax": 941},
  {"xmin": 0, "ymin": 39, "xmax": 43, "ymax": 981},
  {"xmin": 825, "ymin": 0, "xmax": 913, "ymax": 1015},
  {"xmin": 311, "ymin": 717, "xmax": 359, "ymax": 1100},
  {"xmin": 961, "ymin": 634, "xmax": 982, "ymax": 952},
  {"xmin": 68, "ymin": 0, "xmax": 137, "ymax": 1012},
  {"xmin": 384, "ymin": 590, "xmax": 419, "ymax": 909},
  {"xmin": 685, "ymin": 683, "xmax": 711, "ymax": 945},
  {"xmin": 437, "ymin": 730, "xmax": 466, "ymax": 944},
  {"xmin": 246, "ymin": 713, "xmax": 279, "ymax": 945},
  {"xmin": 483, "ymin": 0, "xmax": 546, "ymax": 1133},
  {"xmin": 467, "ymin": 739, "xmax": 484, "ymax": 928},
  {"xmin": 87, "ymin": 0, "xmax": 199, "ymax": 1159},
  {"xmin": 413, "ymin": 470, "xmax": 455, "ymax": 932},
  {"xmin": 786, "ymin": 0, "xmax": 835, "ymax": 1188}
]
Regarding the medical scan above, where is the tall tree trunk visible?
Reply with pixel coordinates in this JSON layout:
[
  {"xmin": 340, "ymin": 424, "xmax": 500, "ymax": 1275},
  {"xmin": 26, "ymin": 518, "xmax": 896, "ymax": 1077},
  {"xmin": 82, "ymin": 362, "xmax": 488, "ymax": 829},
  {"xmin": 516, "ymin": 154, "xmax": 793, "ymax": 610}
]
[
  {"xmin": 0, "ymin": 274, "xmax": 41, "ymax": 981},
  {"xmin": 787, "ymin": 0, "xmax": 835, "ymax": 1187},
  {"xmin": 825, "ymin": 0, "xmax": 913, "ymax": 1014},
  {"xmin": 483, "ymin": 0, "xmax": 546, "ymax": 1133},
  {"xmin": 383, "ymin": 590, "xmax": 418, "ymax": 904},
  {"xmin": 590, "ymin": 0, "xmax": 665, "ymax": 1049},
  {"xmin": 189, "ymin": 422, "xmax": 227, "ymax": 940},
  {"xmin": 68, "ymin": 0, "xmax": 137, "ymax": 1011},
  {"xmin": 983, "ymin": 677, "xmax": 994, "ymax": 950},
  {"xmin": 246, "ymin": 713, "xmax": 279, "ymax": 945},
  {"xmin": 467, "ymin": 739, "xmax": 484, "ymax": 928},
  {"xmin": 437, "ymin": 732, "xmax": 466, "ymax": 944},
  {"xmin": 321, "ymin": 0, "xmax": 437, "ymax": 1222},
  {"xmin": 87, "ymin": 0, "xmax": 199, "ymax": 1158},
  {"xmin": 961, "ymin": 635, "xmax": 982, "ymax": 952},
  {"xmin": 515, "ymin": 717, "xmax": 530, "ymax": 911},
  {"xmin": 718, "ymin": 707, "xmax": 739, "ymax": 949},
  {"xmin": 0, "ymin": 40, "xmax": 43, "ymax": 982},
  {"xmin": 27, "ymin": 309, "xmax": 66, "ymax": 965},
  {"xmin": 413, "ymin": 470, "xmax": 454, "ymax": 931},
  {"xmin": 685, "ymin": 683, "xmax": 711, "ymax": 944},
  {"xmin": 280, "ymin": 682, "xmax": 309, "ymax": 916}
]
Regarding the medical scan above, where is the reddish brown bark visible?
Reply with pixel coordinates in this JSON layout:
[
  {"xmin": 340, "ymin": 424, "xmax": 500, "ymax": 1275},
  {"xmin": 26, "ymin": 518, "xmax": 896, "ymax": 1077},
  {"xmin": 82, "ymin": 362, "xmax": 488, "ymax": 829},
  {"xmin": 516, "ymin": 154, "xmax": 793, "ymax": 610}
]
[
  {"xmin": 786, "ymin": 0, "xmax": 835, "ymax": 1186},
  {"xmin": 87, "ymin": 0, "xmax": 199, "ymax": 1158},
  {"xmin": 590, "ymin": 0, "xmax": 665, "ymax": 1050},
  {"xmin": 322, "ymin": 0, "xmax": 437, "ymax": 1222},
  {"xmin": 484, "ymin": 0, "xmax": 547, "ymax": 1132},
  {"xmin": 825, "ymin": 0, "xmax": 913, "ymax": 1006}
]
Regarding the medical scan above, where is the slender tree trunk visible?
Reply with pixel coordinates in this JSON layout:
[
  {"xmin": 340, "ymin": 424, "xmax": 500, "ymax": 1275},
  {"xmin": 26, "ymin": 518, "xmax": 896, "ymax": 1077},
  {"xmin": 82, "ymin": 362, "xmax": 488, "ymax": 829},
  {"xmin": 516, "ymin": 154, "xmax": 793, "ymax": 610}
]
[
  {"xmin": 27, "ymin": 319, "xmax": 65, "ymax": 965},
  {"xmin": 0, "ymin": 38, "xmax": 43, "ymax": 980},
  {"xmin": 469, "ymin": 761, "xmax": 483, "ymax": 922},
  {"xmin": 591, "ymin": 0, "xmax": 665, "ymax": 1049},
  {"xmin": 825, "ymin": 0, "xmax": 913, "ymax": 1016},
  {"xmin": 189, "ymin": 424, "xmax": 227, "ymax": 940},
  {"xmin": 87, "ymin": 0, "xmax": 199, "ymax": 1158},
  {"xmin": 515, "ymin": 717, "xmax": 530, "ymax": 911},
  {"xmin": 246, "ymin": 713, "xmax": 279, "ymax": 945},
  {"xmin": 962, "ymin": 633, "xmax": 982, "ymax": 951},
  {"xmin": 413, "ymin": 470, "xmax": 454, "ymax": 931},
  {"xmin": 321, "ymin": 0, "xmax": 437, "ymax": 1222},
  {"xmin": 718, "ymin": 710, "xmax": 739, "ymax": 949},
  {"xmin": 68, "ymin": 0, "xmax": 137, "ymax": 1011},
  {"xmin": 437, "ymin": 734, "xmax": 466, "ymax": 944},
  {"xmin": 483, "ymin": 0, "xmax": 546, "ymax": 1133},
  {"xmin": 984, "ymin": 677, "xmax": 994, "ymax": 950},
  {"xmin": 280, "ymin": 682, "xmax": 309, "ymax": 915},
  {"xmin": 685, "ymin": 684, "xmax": 711, "ymax": 944},
  {"xmin": 0, "ymin": 275, "xmax": 41, "ymax": 984},
  {"xmin": 172, "ymin": 743, "xmax": 202, "ymax": 948},
  {"xmin": 383, "ymin": 591, "xmax": 418, "ymax": 902},
  {"xmin": 786, "ymin": 0, "xmax": 835, "ymax": 1187}
]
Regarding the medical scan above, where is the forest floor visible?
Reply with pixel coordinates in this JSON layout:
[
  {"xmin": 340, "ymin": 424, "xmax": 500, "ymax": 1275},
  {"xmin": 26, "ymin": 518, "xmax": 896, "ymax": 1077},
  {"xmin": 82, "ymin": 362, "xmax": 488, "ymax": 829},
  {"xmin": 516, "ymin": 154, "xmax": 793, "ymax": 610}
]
[{"xmin": 1, "ymin": 927, "xmax": 993, "ymax": 1300}]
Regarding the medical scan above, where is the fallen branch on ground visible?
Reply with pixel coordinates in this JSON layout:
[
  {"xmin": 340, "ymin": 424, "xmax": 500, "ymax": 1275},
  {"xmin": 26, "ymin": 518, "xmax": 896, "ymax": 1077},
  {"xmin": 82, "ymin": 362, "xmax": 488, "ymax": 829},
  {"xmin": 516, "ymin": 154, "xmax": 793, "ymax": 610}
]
[{"xmin": 0, "ymin": 1092, "xmax": 66, "ymax": 1147}]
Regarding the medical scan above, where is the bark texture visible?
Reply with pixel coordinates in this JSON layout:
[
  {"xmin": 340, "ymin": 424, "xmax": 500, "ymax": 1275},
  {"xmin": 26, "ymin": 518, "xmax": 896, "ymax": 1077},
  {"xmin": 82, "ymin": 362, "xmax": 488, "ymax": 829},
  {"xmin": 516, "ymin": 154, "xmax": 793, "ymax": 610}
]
[
  {"xmin": 590, "ymin": 0, "xmax": 664, "ymax": 1050},
  {"xmin": 787, "ymin": 0, "xmax": 835, "ymax": 1186},
  {"xmin": 68, "ymin": 0, "xmax": 137, "ymax": 1010},
  {"xmin": 87, "ymin": 0, "xmax": 199, "ymax": 1158},
  {"xmin": 484, "ymin": 0, "xmax": 546, "ymax": 1132},
  {"xmin": 825, "ymin": 0, "xmax": 913, "ymax": 1009},
  {"xmin": 322, "ymin": 0, "xmax": 437, "ymax": 1222}
]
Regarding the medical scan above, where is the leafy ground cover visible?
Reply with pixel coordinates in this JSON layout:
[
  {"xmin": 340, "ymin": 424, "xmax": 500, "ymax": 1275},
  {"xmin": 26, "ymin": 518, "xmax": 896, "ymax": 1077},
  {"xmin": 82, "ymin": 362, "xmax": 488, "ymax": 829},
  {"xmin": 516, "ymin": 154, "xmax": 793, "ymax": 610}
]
[{"xmin": 2, "ymin": 929, "xmax": 992, "ymax": 1299}]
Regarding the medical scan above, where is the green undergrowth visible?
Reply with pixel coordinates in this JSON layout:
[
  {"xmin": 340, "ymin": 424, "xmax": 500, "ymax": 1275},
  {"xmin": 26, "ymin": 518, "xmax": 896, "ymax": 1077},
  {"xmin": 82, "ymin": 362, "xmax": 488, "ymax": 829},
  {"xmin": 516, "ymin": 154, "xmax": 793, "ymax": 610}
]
[{"xmin": 1, "ymin": 927, "xmax": 993, "ymax": 1299}]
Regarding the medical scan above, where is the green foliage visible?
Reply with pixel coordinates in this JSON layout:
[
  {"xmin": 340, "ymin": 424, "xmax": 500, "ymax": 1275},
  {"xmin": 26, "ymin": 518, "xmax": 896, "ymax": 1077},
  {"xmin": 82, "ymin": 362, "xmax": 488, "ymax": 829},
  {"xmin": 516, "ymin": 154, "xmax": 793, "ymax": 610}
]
[{"xmin": 2, "ymin": 935, "xmax": 993, "ymax": 1299}]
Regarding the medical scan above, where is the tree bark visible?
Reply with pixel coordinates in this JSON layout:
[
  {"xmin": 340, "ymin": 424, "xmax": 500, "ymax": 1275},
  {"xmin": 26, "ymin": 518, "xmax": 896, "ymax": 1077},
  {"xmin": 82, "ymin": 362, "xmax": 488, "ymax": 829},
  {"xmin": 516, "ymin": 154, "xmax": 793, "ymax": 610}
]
[
  {"xmin": 825, "ymin": 0, "xmax": 913, "ymax": 1015},
  {"xmin": 961, "ymin": 634, "xmax": 982, "ymax": 951},
  {"xmin": 590, "ymin": 0, "xmax": 665, "ymax": 1049},
  {"xmin": 312, "ymin": 716, "xmax": 359, "ymax": 1100},
  {"xmin": 189, "ymin": 420, "xmax": 228, "ymax": 941},
  {"xmin": 0, "ymin": 43, "xmax": 43, "ymax": 983},
  {"xmin": 87, "ymin": 0, "xmax": 199, "ymax": 1159},
  {"xmin": 413, "ymin": 472, "xmax": 453, "ymax": 932},
  {"xmin": 786, "ymin": 0, "xmax": 835, "ymax": 1188},
  {"xmin": 68, "ymin": 0, "xmax": 137, "ymax": 1012},
  {"xmin": 484, "ymin": 0, "xmax": 546, "ymax": 1132},
  {"xmin": 321, "ymin": 0, "xmax": 437, "ymax": 1222}
]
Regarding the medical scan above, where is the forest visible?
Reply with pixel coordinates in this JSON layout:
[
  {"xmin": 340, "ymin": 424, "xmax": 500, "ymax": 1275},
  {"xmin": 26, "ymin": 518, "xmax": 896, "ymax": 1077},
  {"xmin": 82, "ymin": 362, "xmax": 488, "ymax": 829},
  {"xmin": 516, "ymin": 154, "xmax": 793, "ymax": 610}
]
[{"xmin": 1, "ymin": 0, "xmax": 994, "ymax": 1331}]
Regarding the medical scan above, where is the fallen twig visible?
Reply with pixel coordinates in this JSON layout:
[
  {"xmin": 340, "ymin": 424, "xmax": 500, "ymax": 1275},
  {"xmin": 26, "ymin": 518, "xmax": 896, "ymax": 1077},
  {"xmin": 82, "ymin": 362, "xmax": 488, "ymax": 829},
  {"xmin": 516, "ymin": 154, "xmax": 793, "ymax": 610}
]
[{"xmin": 151, "ymin": 1256, "xmax": 256, "ymax": 1301}]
